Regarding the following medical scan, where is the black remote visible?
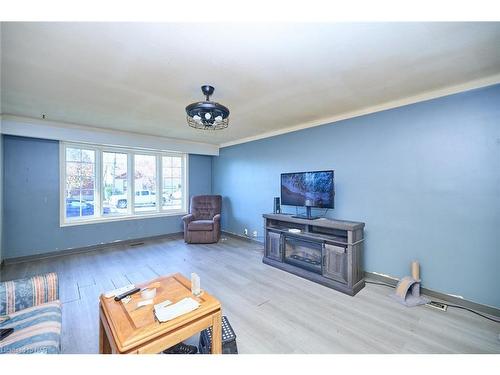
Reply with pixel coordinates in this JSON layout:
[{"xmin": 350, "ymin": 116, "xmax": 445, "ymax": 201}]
[
  {"xmin": 114, "ymin": 287, "xmax": 140, "ymax": 301},
  {"xmin": 0, "ymin": 328, "xmax": 14, "ymax": 341}
]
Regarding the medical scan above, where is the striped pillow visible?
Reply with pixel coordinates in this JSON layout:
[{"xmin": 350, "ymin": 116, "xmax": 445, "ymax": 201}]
[{"xmin": 0, "ymin": 273, "xmax": 59, "ymax": 315}]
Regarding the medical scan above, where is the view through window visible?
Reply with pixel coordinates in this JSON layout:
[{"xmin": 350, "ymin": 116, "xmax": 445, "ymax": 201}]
[
  {"xmin": 64, "ymin": 147, "xmax": 96, "ymax": 219},
  {"xmin": 102, "ymin": 151, "xmax": 128, "ymax": 216},
  {"xmin": 162, "ymin": 156, "xmax": 184, "ymax": 210},
  {"xmin": 61, "ymin": 143, "xmax": 187, "ymax": 225},
  {"xmin": 134, "ymin": 154, "xmax": 157, "ymax": 213}
]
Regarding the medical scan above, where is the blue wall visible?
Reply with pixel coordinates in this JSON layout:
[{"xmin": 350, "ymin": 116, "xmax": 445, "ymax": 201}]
[
  {"xmin": 2, "ymin": 136, "xmax": 212, "ymax": 259},
  {"xmin": 213, "ymin": 84, "xmax": 500, "ymax": 307},
  {"xmin": 189, "ymin": 154, "xmax": 212, "ymax": 197},
  {"xmin": 0, "ymin": 135, "xmax": 3, "ymax": 264}
]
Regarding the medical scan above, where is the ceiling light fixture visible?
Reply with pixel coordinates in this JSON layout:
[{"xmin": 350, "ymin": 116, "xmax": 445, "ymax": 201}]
[{"xmin": 186, "ymin": 85, "xmax": 230, "ymax": 130}]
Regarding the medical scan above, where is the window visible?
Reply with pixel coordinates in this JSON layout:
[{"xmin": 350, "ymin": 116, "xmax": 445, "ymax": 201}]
[
  {"xmin": 61, "ymin": 142, "xmax": 188, "ymax": 226},
  {"xmin": 134, "ymin": 154, "xmax": 157, "ymax": 213},
  {"xmin": 64, "ymin": 147, "xmax": 96, "ymax": 219},
  {"xmin": 102, "ymin": 151, "xmax": 128, "ymax": 216},
  {"xmin": 162, "ymin": 156, "xmax": 184, "ymax": 210}
]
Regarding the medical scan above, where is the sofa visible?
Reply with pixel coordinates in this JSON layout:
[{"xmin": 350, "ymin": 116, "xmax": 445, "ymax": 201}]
[
  {"xmin": 0, "ymin": 273, "xmax": 62, "ymax": 354},
  {"xmin": 182, "ymin": 195, "xmax": 222, "ymax": 244}
]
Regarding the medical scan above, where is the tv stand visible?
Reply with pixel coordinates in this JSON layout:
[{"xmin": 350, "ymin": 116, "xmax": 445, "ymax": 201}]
[
  {"xmin": 263, "ymin": 213, "xmax": 365, "ymax": 296},
  {"xmin": 292, "ymin": 206, "xmax": 320, "ymax": 220}
]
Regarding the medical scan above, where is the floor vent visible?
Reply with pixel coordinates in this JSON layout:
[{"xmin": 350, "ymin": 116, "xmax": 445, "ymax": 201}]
[
  {"xmin": 426, "ymin": 301, "xmax": 448, "ymax": 312},
  {"xmin": 129, "ymin": 242, "xmax": 145, "ymax": 247}
]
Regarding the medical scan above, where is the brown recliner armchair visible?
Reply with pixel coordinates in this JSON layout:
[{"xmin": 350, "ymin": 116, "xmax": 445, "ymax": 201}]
[{"xmin": 182, "ymin": 195, "xmax": 222, "ymax": 244}]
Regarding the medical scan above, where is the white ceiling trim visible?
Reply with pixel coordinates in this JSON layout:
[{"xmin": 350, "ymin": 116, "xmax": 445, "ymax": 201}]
[
  {"xmin": 0, "ymin": 114, "xmax": 219, "ymax": 155},
  {"xmin": 220, "ymin": 73, "xmax": 500, "ymax": 148}
]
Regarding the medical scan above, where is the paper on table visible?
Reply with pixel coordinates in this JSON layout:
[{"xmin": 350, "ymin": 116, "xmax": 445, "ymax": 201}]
[
  {"xmin": 137, "ymin": 299, "xmax": 153, "ymax": 308},
  {"xmin": 154, "ymin": 299, "xmax": 172, "ymax": 310},
  {"xmin": 154, "ymin": 297, "xmax": 200, "ymax": 323}
]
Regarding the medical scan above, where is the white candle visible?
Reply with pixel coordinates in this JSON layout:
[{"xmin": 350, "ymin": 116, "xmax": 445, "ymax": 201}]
[{"xmin": 191, "ymin": 272, "xmax": 201, "ymax": 296}]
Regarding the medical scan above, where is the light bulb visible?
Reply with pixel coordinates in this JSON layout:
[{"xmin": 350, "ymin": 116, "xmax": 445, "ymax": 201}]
[
  {"xmin": 204, "ymin": 112, "xmax": 212, "ymax": 120},
  {"xmin": 215, "ymin": 116, "xmax": 223, "ymax": 122}
]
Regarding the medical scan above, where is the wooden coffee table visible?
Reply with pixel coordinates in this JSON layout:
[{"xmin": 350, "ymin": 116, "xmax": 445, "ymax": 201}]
[{"xmin": 99, "ymin": 273, "xmax": 222, "ymax": 354}]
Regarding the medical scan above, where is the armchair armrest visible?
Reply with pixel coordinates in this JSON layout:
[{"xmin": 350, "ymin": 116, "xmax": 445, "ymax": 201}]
[
  {"xmin": 182, "ymin": 213, "xmax": 195, "ymax": 224},
  {"xmin": 213, "ymin": 214, "xmax": 221, "ymax": 240},
  {"xmin": 0, "ymin": 273, "xmax": 59, "ymax": 315}
]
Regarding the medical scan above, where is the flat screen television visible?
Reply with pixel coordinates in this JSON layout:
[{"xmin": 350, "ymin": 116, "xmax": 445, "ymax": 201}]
[{"xmin": 281, "ymin": 170, "xmax": 334, "ymax": 219}]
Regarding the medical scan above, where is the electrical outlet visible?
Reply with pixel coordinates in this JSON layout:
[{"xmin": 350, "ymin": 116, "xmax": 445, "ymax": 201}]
[
  {"xmin": 244, "ymin": 228, "xmax": 248, "ymax": 236},
  {"xmin": 252, "ymin": 230, "xmax": 258, "ymax": 238}
]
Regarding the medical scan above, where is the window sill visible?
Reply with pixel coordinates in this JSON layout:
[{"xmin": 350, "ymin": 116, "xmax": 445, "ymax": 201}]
[{"xmin": 60, "ymin": 210, "xmax": 188, "ymax": 227}]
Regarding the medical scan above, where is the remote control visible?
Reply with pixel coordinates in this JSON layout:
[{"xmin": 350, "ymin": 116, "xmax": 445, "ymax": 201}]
[
  {"xmin": 114, "ymin": 287, "xmax": 140, "ymax": 301},
  {"xmin": 0, "ymin": 328, "xmax": 14, "ymax": 341},
  {"xmin": 103, "ymin": 284, "xmax": 136, "ymax": 299}
]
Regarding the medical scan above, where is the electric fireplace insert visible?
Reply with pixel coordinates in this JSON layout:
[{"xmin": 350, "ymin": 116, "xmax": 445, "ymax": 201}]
[{"xmin": 284, "ymin": 236, "xmax": 322, "ymax": 274}]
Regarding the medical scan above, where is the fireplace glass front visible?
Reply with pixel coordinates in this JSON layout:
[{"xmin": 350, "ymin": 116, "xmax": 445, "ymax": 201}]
[{"xmin": 284, "ymin": 236, "xmax": 322, "ymax": 274}]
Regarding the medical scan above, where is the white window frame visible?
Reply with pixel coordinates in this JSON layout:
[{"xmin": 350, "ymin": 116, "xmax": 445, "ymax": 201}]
[{"xmin": 60, "ymin": 142, "xmax": 188, "ymax": 227}]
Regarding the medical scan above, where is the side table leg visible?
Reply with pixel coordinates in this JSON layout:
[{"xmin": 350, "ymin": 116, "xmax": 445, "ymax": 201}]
[
  {"xmin": 99, "ymin": 317, "xmax": 111, "ymax": 354},
  {"xmin": 211, "ymin": 310, "xmax": 222, "ymax": 354}
]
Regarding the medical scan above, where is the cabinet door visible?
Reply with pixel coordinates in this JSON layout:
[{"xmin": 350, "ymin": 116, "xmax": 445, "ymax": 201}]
[
  {"xmin": 323, "ymin": 244, "xmax": 348, "ymax": 284},
  {"xmin": 266, "ymin": 231, "xmax": 282, "ymax": 261}
]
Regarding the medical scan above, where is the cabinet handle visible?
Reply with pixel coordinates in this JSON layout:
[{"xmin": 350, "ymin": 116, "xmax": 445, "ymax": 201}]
[{"xmin": 322, "ymin": 255, "xmax": 326, "ymax": 267}]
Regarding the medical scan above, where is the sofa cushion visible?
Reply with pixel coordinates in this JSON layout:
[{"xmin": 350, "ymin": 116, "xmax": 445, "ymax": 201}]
[
  {"xmin": 0, "ymin": 301, "xmax": 62, "ymax": 354},
  {"xmin": 0, "ymin": 273, "xmax": 59, "ymax": 315},
  {"xmin": 188, "ymin": 220, "xmax": 214, "ymax": 231}
]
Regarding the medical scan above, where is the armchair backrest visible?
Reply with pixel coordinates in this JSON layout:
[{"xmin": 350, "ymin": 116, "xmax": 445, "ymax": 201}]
[{"xmin": 190, "ymin": 195, "xmax": 222, "ymax": 220}]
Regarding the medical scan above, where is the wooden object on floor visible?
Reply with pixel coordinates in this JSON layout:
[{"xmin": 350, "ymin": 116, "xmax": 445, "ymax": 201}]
[
  {"xmin": 99, "ymin": 273, "xmax": 222, "ymax": 354},
  {"xmin": 263, "ymin": 213, "xmax": 365, "ymax": 296}
]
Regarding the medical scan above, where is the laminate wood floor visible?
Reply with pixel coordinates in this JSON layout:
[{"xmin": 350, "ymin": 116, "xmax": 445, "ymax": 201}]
[{"xmin": 1, "ymin": 234, "xmax": 499, "ymax": 354}]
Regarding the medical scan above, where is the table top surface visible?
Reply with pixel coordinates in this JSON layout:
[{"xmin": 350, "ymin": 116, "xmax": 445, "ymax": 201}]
[
  {"xmin": 99, "ymin": 273, "xmax": 221, "ymax": 352},
  {"xmin": 263, "ymin": 213, "xmax": 365, "ymax": 230}
]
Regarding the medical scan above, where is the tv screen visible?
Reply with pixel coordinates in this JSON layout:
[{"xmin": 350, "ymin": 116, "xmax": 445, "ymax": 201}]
[{"xmin": 281, "ymin": 170, "xmax": 334, "ymax": 209}]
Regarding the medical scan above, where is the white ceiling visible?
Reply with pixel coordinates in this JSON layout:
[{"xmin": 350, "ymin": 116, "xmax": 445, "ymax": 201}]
[{"xmin": 1, "ymin": 22, "xmax": 500, "ymax": 147}]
